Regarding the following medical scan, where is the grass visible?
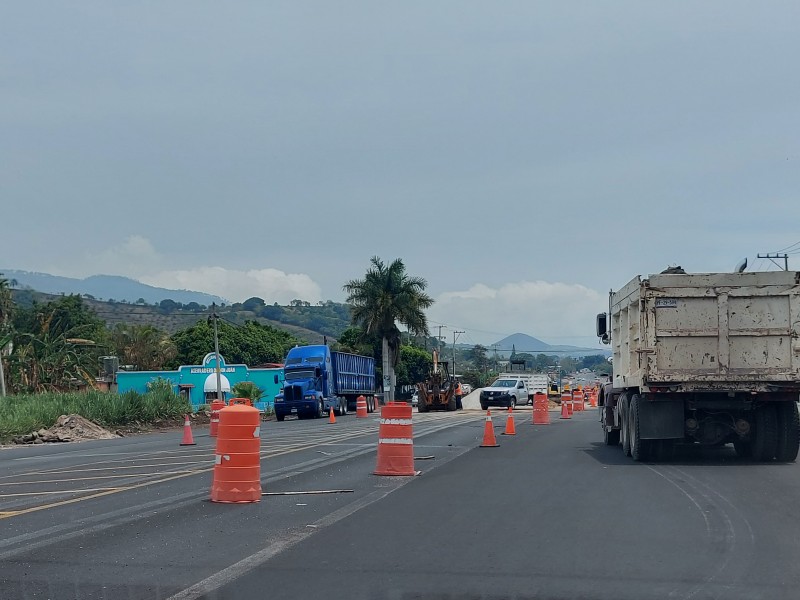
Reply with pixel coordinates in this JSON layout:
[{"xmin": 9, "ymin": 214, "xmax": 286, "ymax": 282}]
[{"xmin": 0, "ymin": 388, "xmax": 191, "ymax": 441}]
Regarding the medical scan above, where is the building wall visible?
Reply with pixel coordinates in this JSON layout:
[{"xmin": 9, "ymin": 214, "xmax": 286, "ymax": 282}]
[{"xmin": 116, "ymin": 353, "xmax": 281, "ymax": 412}]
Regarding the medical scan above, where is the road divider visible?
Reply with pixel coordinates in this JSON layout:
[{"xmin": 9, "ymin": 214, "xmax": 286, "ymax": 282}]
[
  {"xmin": 374, "ymin": 403, "xmax": 417, "ymax": 476},
  {"xmin": 480, "ymin": 410, "xmax": 499, "ymax": 447},
  {"xmin": 211, "ymin": 404, "xmax": 261, "ymax": 503},
  {"xmin": 533, "ymin": 393, "xmax": 550, "ymax": 425},
  {"xmin": 503, "ymin": 407, "xmax": 516, "ymax": 435}
]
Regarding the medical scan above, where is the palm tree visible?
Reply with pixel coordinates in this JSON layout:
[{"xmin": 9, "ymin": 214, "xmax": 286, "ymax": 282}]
[{"xmin": 343, "ymin": 257, "xmax": 434, "ymax": 402}]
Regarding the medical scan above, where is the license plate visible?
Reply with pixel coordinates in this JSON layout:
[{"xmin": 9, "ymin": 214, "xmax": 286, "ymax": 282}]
[{"xmin": 290, "ymin": 408, "xmax": 297, "ymax": 413}]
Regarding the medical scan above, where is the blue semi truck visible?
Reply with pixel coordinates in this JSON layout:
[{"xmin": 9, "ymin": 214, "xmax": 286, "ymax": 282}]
[{"xmin": 273, "ymin": 345, "xmax": 377, "ymax": 421}]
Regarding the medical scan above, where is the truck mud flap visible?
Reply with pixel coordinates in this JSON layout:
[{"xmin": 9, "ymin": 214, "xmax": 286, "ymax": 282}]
[{"xmin": 639, "ymin": 400, "xmax": 684, "ymax": 439}]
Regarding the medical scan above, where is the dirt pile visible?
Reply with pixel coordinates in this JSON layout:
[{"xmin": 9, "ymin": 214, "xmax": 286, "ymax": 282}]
[{"xmin": 13, "ymin": 414, "xmax": 120, "ymax": 444}]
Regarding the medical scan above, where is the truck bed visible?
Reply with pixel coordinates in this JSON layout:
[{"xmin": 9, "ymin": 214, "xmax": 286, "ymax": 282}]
[{"xmin": 611, "ymin": 271, "xmax": 800, "ymax": 391}]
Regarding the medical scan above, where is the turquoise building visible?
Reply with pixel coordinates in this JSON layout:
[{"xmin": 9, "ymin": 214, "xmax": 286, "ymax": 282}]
[{"xmin": 116, "ymin": 353, "xmax": 281, "ymax": 412}]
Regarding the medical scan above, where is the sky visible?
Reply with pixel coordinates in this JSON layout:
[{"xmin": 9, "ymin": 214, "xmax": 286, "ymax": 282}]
[{"xmin": 3, "ymin": 1, "xmax": 800, "ymax": 348}]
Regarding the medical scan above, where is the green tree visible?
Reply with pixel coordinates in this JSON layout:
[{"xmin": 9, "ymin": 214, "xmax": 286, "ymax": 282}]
[
  {"xmin": 343, "ymin": 256, "xmax": 433, "ymax": 401},
  {"xmin": 394, "ymin": 345, "xmax": 433, "ymax": 387},
  {"xmin": 469, "ymin": 344, "xmax": 491, "ymax": 372},
  {"xmin": 231, "ymin": 381, "xmax": 265, "ymax": 402},
  {"xmin": 171, "ymin": 320, "xmax": 298, "ymax": 367},
  {"xmin": 111, "ymin": 324, "xmax": 177, "ymax": 371}
]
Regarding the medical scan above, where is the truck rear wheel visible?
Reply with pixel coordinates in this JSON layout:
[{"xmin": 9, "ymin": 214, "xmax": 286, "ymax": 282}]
[
  {"xmin": 620, "ymin": 394, "xmax": 631, "ymax": 456},
  {"xmin": 276, "ymin": 414, "xmax": 285, "ymax": 422},
  {"xmin": 630, "ymin": 394, "xmax": 650, "ymax": 462},
  {"xmin": 775, "ymin": 402, "xmax": 800, "ymax": 462},
  {"xmin": 753, "ymin": 404, "xmax": 778, "ymax": 461}
]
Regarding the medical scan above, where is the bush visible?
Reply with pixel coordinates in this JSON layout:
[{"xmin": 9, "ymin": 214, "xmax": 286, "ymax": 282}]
[{"xmin": 0, "ymin": 388, "xmax": 191, "ymax": 440}]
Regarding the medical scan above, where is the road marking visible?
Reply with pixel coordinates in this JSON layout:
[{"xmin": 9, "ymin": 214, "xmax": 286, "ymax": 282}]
[
  {"xmin": 0, "ymin": 470, "xmax": 199, "ymax": 485},
  {"xmin": 0, "ymin": 414, "xmax": 483, "ymax": 520},
  {"xmin": 0, "ymin": 488, "xmax": 120, "ymax": 497}
]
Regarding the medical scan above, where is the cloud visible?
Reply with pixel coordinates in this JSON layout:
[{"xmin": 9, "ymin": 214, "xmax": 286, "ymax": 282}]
[
  {"xmin": 141, "ymin": 266, "xmax": 322, "ymax": 305},
  {"xmin": 428, "ymin": 281, "xmax": 606, "ymax": 347}
]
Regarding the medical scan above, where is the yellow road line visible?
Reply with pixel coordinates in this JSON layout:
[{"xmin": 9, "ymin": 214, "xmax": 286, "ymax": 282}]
[
  {"xmin": 0, "ymin": 471, "xmax": 199, "ymax": 486},
  {"xmin": 1, "ymin": 460, "xmax": 210, "ymax": 478},
  {"xmin": 0, "ymin": 423, "xmax": 412, "ymax": 520},
  {"xmin": 0, "ymin": 488, "xmax": 120, "ymax": 497}
]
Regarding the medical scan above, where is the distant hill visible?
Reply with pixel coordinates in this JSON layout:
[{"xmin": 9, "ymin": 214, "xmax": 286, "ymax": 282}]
[
  {"xmin": 492, "ymin": 332, "xmax": 608, "ymax": 357},
  {"xmin": 2, "ymin": 270, "xmax": 224, "ymax": 306},
  {"xmin": 10, "ymin": 288, "xmax": 346, "ymax": 345}
]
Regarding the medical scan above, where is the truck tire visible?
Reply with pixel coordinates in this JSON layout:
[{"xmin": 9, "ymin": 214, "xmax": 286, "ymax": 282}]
[
  {"xmin": 276, "ymin": 414, "xmax": 285, "ymax": 422},
  {"xmin": 630, "ymin": 394, "xmax": 650, "ymax": 462},
  {"xmin": 447, "ymin": 395, "xmax": 457, "ymax": 411},
  {"xmin": 753, "ymin": 404, "xmax": 778, "ymax": 462},
  {"xmin": 480, "ymin": 402, "xmax": 487, "ymax": 411},
  {"xmin": 775, "ymin": 402, "xmax": 800, "ymax": 462},
  {"xmin": 604, "ymin": 427, "xmax": 620, "ymax": 446},
  {"xmin": 620, "ymin": 394, "xmax": 631, "ymax": 456},
  {"xmin": 340, "ymin": 399, "xmax": 348, "ymax": 416},
  {"xmin": 418, "ymin": 398, "xmax": 428, "ymax": 413},
  {"xmin": 315, "ymin": 400, "xmax": 324, "ymax": 419}
]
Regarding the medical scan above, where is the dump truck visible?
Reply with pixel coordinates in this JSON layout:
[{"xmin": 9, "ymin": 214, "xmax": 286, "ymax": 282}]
[
  {"xmin": 274, "ymin": 345, "xmax": 376, "ymax": 421},
  {"xmin": 416, "ymin": 350, "xmax": 456, "ymax": 412},
  {"xmin": 596, "ymin": 270, "xmax": 800, "ymax": 462}
]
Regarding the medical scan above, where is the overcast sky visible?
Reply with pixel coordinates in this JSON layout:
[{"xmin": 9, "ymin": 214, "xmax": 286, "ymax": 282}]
[{"xmin": 3, "ymin": 2, "xmax": 799, "ymax": 348}]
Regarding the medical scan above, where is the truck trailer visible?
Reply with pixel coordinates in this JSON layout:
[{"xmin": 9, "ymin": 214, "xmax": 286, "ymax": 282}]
[
  {"xmin": 274, "ymin": 345, "xmax": 376, "ymax": 421},
  {"xmin": 596, "ymin": 270, "xmax": 800, "ymax": 462}
]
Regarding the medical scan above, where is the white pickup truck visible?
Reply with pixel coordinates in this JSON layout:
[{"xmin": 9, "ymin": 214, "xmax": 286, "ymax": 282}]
[
  {"xmin": 498, "ymin": 372, "xmax": 549, "ymax": 404},
  {"xmin": 479, "ymin": 377, "xmax": 528, "ymax": 410}
]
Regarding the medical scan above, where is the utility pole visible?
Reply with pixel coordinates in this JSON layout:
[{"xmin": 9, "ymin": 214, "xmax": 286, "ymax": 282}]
[
  {"xmin": 757, "ymin": 253, "xmax": 789, "ymax": 271},
  {"xmin": 437, "ymin": 325, "xmax": 447, "ymax": 356},
  {"xmin": 208, "ymin": 303, "xmax": 223, "ymax": 402},
  {"xmin": 0, "ymin": 346, "xmax": 5, "ymax": 397},
  {"xmin": 452, "ymin": 330, "xmax": 464, "ymax": 379}
]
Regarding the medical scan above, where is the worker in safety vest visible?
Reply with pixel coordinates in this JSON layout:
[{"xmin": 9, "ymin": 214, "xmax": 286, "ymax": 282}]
[{"xmin": 455, "ymin": 380, "xmax": 463, "ymax": 410}]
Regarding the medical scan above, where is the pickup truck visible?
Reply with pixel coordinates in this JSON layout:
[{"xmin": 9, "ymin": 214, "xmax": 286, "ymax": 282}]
[{"xmin": 479, "ymin": 378, "xmax": 528, "ymax": 410}]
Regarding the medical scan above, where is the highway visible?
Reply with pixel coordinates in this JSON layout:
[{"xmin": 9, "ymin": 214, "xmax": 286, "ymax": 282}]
[{"xmin": 2, "ymin": 408, "xmax": 800, "ymax": 599}]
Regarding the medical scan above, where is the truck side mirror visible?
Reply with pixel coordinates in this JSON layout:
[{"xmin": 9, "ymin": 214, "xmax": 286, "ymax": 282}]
[{"xmin": 596, "ymin": 313, "xmax": 608, "ymax": 339}]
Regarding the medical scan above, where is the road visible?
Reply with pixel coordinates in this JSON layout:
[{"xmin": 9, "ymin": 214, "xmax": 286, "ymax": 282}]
[{"xmin": 2, "ymin": 408, "xmax": 800, "ymax": 599}]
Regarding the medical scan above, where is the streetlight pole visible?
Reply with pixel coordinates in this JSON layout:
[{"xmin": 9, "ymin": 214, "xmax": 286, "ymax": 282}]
[
  {"xmin": 210, "ymin": 303, "xmax": 223, "ymax": 402},
  {"xmin": 452, "ymin": 330, "xmax": 464, "ymax": 379}
]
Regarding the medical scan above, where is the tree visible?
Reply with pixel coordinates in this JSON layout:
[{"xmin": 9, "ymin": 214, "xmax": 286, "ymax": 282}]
[
  {"xmin": 0, "ymin": 274, "xmax": 14, "ymax": 326},
  {"xmin": 111, "ymin": 324, "xmax": 177, "ymax": 371},
  {"xmin": 394, "ymin": 345, "xmax": 433, "ymax": 387},
  {"xmin": 469, "ymin": 344, "xmax": 491, "ymax": 372},
  {"xmin": 242, "ymin": 297, "xmax": 266, "ymax": 312},
  {"xmin": 343, "ymin": 256, "xmax": 433, "ymax": 401}
]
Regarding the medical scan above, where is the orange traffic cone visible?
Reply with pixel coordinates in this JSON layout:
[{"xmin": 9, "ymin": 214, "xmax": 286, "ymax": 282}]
[
  {"xmin": 480, "ymin": 410, "xmax": 499, "ymax": 447},
  {"xmin": 560, "ymin": 400, "xmax": 570, "ymax": 420},
  {"xmin": 329, "ymin": 407, "xmax": 336, "ymax": 424},
  {"xmin": 503, "ymin": 407, "xmax": 516, "ymax": 435},
  {"xmin": 180, "ymin": 414, "xmax": 196, "ymax": 446}
]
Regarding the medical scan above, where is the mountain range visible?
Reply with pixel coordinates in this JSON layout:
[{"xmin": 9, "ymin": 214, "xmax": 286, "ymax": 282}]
[
  {"xmin": 1, "ymin": 270, "xmax": 225, "ymax": 307},
  {"xmin": 491, "ymin": 333, "xmax": 609, "ymax": 357}
]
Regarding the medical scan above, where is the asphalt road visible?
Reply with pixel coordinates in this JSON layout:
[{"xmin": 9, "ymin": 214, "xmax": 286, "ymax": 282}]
[{"xmin": 3, "ymin": 408, "xmax": 800, "ymax": 599}]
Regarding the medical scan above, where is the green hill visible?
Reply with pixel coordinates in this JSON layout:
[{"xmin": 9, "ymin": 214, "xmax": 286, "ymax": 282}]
[{"xmin": 11, "ymin": 289, "xmax": 351, "ymax": 344}]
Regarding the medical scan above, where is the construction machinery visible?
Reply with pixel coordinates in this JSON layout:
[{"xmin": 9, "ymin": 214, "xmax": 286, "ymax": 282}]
[{"xmin": 416, "ymin": 350, "xmax": 456, "ymax": 412}]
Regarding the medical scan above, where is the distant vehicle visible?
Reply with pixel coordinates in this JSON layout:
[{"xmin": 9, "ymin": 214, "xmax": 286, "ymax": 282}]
[
  {"xmin": 597, "ymin": 270, "xmax": 800, "ymax": 462},
  {"xmin": 480, "ymin": 378, "xmax": 528, "ymax": 410},
  {"xmin": 274, "ymin": 345, "xmax": 376, "ymax": 421},
  {"xmin": 498, "ymin": 372, "xmax": 548, "ymax": 404},
  {"xmin": 460, "ymin": 383, "xmax": 472, "ymax": 395},
  {"xmin": 410, "ymin": 390, "xmax": 419, "ymax": 407}
]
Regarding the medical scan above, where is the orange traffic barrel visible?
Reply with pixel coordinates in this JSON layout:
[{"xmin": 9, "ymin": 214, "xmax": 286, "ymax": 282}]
[
  {"xmin": 210, "ymin": 400, "xmax": 225, "ymax": 437},
  {"xmin": 533, "ymin": 392, "xmax": 550, "ymax": 425},
  {"xmin": 572, "ymin": 390, "xmax": 584, "ymax": 412},
  {"xmin": 374, "ymin": 402, "xmax": 415, "ymax": 476},
  {"xmin": 228, "ymin": 397, "xmax": 253, "ymax": 407},
  {"xmin": 561, "ymin": 392, "xmax": 573, "ymax": 417},
  {"xmin": 356, "ymin": 395, "xmax": 368, "ymax": 418},
  {"xmin": 211, "ymin": 404, "xmax": 262, "ymax": 503}
]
